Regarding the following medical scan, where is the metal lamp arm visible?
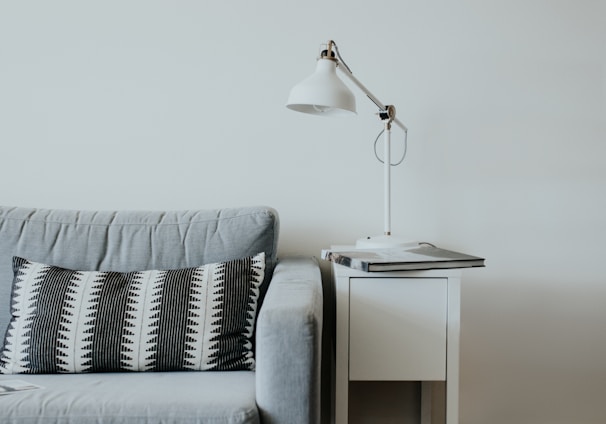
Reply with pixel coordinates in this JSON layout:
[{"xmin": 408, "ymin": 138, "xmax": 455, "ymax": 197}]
[
  {"xmin": 335, "ymin": 63, "xmax": 408, "ymax": 133},
  {"xmin": 327, "ymin": 40, "xmax": 407, "ymax": 133}
]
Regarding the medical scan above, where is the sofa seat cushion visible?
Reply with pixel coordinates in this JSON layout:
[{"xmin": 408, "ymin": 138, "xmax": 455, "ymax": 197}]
[{"xmin": 0, "ymin": 371, "xmax": 259, "ymax": 424}]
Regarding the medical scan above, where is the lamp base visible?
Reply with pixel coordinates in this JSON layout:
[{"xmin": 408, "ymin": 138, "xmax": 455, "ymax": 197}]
[{"xmin": 355, "ymin": 234, "xmax": 418, "ymax": 249}]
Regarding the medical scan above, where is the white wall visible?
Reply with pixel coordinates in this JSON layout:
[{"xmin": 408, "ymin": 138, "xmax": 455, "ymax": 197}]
[{"xmin": 1, "ymin": 1, "xmax": 605, "ymax": 423}]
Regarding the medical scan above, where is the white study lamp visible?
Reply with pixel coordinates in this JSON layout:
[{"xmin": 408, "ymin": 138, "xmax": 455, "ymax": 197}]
[{"xmin": 286, "ymin": 40, "xmax": 414, "ymax": 248}]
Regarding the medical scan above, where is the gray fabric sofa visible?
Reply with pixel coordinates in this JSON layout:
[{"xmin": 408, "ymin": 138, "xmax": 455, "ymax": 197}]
[{"xmin": 0, "ymin": 206, "xmax": 323, "ymax": 424}]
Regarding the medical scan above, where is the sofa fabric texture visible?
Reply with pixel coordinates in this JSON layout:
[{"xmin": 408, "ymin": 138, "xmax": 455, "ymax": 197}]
[
  {"xmin": 0, "ymin": 206, "xmax": 323, "ymax": 424},
  {"xmin": 1, "ymin": 371, "xmax": 260, "ymax": 424}
]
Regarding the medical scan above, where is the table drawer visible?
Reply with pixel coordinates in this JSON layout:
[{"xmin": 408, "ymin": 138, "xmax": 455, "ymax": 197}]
[{"xmin": 349, "ymin": 277, "xmax": 448, "ymax": 381}]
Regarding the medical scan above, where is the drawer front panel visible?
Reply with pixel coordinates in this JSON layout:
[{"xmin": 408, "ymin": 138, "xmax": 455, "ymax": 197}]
[{"xmin": 349, "ymin": 277, "xmax": 447, "ymax": 381}]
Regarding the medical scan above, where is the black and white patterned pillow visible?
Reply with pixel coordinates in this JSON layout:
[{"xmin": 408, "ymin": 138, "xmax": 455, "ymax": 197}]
[{"xmin": 0, "ymin": 253, "xmax": 265, "ymax": 374}]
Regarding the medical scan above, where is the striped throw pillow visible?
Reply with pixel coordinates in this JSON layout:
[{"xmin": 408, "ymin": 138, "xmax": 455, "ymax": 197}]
[{"xmin": 0, "ymin": 253, "xmax": 264, "ymax": 374}]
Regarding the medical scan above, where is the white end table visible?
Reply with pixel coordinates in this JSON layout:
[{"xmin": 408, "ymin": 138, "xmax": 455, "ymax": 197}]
[{"xmin": 332, "ymin": 261, "xmax": 462, "ymax": 424}]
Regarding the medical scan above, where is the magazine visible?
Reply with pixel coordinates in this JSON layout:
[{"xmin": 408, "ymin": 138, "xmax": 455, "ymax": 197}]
[{"xmin": 0, "ymin": 380, "xmax": 43, "ymax": 395}]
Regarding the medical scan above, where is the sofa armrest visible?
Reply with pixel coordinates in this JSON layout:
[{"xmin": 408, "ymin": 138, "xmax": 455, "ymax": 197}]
[{"xmin": 256, "ymin": 256, "xmax": 323, "ymax": 424}]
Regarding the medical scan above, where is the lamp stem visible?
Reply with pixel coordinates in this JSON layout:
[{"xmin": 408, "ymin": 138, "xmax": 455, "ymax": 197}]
[{"xmin": 384, "ymin": 122, "xmax": 391, "ymax": 236}]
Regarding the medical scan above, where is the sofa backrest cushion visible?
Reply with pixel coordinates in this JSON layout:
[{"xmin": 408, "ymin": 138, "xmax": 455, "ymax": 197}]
[{"xmin": 0, "ymin": 206, "xmax": 279, "ymax": 342}]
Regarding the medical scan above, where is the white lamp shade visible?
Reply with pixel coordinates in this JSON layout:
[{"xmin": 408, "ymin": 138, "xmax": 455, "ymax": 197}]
[{"xmin": 286, "ymin": 58, "xmax": 356, "ymax": 117}]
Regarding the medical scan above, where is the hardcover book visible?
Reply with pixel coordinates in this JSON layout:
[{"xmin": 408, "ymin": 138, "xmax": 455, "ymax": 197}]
[{"xmin": 321, "ymin": 244, "xmax": 485, "ymax": 272}]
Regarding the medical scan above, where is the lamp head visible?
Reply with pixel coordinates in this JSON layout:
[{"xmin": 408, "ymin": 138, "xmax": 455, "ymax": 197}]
[{"xmin": 286, "ymin": 44, "xmax": 356, "ymax": 117}]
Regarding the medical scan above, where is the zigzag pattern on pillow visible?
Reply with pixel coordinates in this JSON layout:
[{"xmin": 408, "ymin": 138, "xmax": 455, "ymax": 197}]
[{"xmin": 0, "ymin": 253, "xmax": 264, "ymax": 374}]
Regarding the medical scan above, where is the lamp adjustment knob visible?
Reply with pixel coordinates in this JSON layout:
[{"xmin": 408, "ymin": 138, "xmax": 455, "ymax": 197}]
[{"xmin": 378, "ymin": 105, "xmax": 396, "ymax": 122}]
